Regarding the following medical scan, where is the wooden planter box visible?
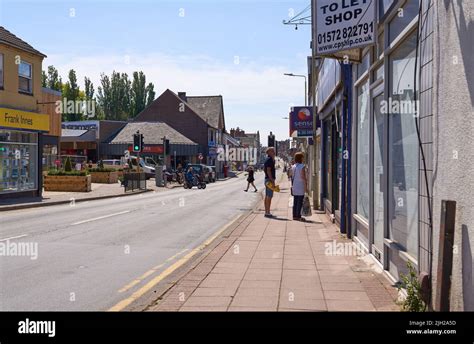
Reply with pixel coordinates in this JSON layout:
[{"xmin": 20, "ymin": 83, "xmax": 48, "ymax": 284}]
[
  {"xmin": 44, "ymin": 175, "xmax": 91, "ymax": 192},
  {"xmin": 90, "ymin": 171, "xmax": 119, "ymax": 184}
]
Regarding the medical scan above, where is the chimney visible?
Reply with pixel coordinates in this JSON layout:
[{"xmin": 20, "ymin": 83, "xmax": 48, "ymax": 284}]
[{"xmin": 178, "ymin": 92, "xmax": 187, "ymax": 102}]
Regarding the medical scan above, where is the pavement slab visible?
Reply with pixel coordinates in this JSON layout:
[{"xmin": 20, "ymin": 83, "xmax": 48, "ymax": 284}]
[{"xmin": 148, "ymin": 177, "xmax": 400, "ymax": 312}]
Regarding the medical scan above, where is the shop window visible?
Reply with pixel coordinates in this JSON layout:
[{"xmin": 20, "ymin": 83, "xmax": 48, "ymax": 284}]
[
  {"xmin": 0, "ymin": 53, "xmax": 3, "ymax": 88},
  {"xmin": 324, "ymin": 120, "xmax": 332, "ymax": 203},
  {"xmin": 356, "ymin": 52, "xmax": 370, "ymax": 80},
  {"xmin": 389, "ymin": 0, "xmax": 420, "ymax": 43},
  {"xmin": 388, "ymin": 32, "xmax": 419, "ymax": 258},
  {"xmin": 379, "ymin": 0, "xmax": 396, "ymax": 20},
  {"xmin": 19, "ymin": 61, "xmax": 32, "ymax": 93},
  {"xmin": 0, "ymin": 130, "xmax": 38, "ymax": 193},
  {"xmin": 375, "ymin": 64, "xmax": 384, "ymax": 81},
  {"xmin": 356, "ymin": 80, "xmax": 370, "ymax": 220},
  {"xmin": 377, "ymin": 32, "xmax": 384, "ymax": 58}
]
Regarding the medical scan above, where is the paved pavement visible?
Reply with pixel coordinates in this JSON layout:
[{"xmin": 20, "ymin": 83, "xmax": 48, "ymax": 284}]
[
  {"xmin": 0, "ymin": 172, "xmax": 263, "ymax": 310},
  {"xmin": 147, "ymin": 178, "xmax": 401, "ymax": 312}
]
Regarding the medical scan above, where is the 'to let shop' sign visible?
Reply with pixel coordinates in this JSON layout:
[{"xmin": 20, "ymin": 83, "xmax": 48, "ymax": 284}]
[{"xmin": 316, "ymin": 0, "xmax": 375, "ymax": 55}]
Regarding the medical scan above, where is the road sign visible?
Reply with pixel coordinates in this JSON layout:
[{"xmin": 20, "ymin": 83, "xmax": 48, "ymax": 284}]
[{"xmin": 198, "ymin": 153, "xmax": 203, "ymax": 161}]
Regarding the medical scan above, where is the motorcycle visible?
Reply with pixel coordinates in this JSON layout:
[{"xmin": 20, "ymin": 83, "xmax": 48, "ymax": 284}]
[
  {"xmin": 176, "ymin": 171, "xmax": 184, "ymax": 184},
  {"xmin": 164, "ymin": 170, "xmax": 175, "ymax": 183}
]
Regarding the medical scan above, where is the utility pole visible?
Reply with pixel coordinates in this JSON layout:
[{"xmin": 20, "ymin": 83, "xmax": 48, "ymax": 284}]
[{"xmin": 311, "ymin": 0, "xmax": 322, "ymax": 211}]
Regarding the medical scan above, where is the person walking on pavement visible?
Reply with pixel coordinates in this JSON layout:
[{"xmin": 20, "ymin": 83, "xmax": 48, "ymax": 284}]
[
  {"xmin": 264, "ymin": 147, "xmax": 276, "ymax": 218},
  {"xmin": 287, "ymin": 159, "xmax": 295, "ymax": 180},
  {"xmin": 244, "ymin": 166, "xmax": 258, "ymax": 192},
  {"xmin": 291, "ymin": 152, "xmax": 309, "ymax": 221}
]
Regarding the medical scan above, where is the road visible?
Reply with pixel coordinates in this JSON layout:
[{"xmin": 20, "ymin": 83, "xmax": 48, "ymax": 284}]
[{"xmin": 0, "ymin": 172, "xmax": 264, "ymax": 311}]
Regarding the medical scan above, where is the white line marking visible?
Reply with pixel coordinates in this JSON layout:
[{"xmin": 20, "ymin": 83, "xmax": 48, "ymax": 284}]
[
  {"xmin": 71, "ymin": 210, "xmax": 131, "ymax": 226},
  {"xmin": 0, "ymin": 234, "xmax": 28, "ymax": 242}
]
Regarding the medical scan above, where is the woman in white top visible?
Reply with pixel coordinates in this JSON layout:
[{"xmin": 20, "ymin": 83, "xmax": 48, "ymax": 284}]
[{"xmin": 291, "ymin": 152, "xmax": 308, "ymax": 221}]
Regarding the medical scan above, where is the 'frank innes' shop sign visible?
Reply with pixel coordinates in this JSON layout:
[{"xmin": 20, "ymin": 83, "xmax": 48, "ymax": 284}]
[
  {"xmin": 0, "ymin": 108, "xmax": 49, "ymax": 132},
  {"xmin": 316, "ymin": 0, "xmax": 375, "ymax": 55}
]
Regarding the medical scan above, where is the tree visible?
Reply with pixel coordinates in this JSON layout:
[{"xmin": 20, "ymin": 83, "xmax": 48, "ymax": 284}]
[
  {"xmin": 44, "ymin": 65, "xmax": 62, "ymax": 91},
  {"xmin": 97, "ymin": 71, "xmax": 131, "ymax": 121},
  {"xmin": 130, "ymin": 71, "xmax": 147, "ymax": 118},
  {"xmin": 84, "ymin": 77, "xmax": 94, "ymax": 100},
  {"xmin": 145, "ymin": 82, "xmax": 155, "ymax": 107},
  {"xmin": 83, "ymin": 77, "xmax": 96, "ymax": 119},
  {"xmin": 41, "ymin": 71, "xmax": 47, "ymax": 88},
  {"xmin": 63, "ymin": 69, "xmax": 81, "ymax": 121}
]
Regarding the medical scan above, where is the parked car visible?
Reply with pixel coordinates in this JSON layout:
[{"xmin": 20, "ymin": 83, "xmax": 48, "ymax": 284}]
[{"xmin": 205, "ymin": 165, "xmax": 216, "ymax": 183}]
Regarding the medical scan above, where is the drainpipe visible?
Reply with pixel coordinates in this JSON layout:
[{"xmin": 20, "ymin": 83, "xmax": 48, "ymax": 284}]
[
  {"xmin": 346, "ymin": 64, "xmax": 353, "ymax": 238},
  {"xmin": 340, "ymin": 61, "xmax": 347, "ymax": 235},
  {"xmin": 340, "ymin": 62, "xmax": 353, "ymax": 235}
]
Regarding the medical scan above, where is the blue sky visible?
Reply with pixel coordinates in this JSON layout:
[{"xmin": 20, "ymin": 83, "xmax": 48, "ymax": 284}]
[{"xmin": 1, "ymin": 0, "xmax": 311, "ymax": 140}]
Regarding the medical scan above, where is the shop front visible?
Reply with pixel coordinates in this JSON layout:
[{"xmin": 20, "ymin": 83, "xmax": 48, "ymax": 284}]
[
  {"xmin": 0, "ymin": 108, "xmax": 49, "ymax": 198},
  {"xmin": 351, "ymin": 0, "xmax": 421, "ymax": 281},
  {"xmin": 317, "ymin": 58, "xmax": 346, "ymax": 223}
]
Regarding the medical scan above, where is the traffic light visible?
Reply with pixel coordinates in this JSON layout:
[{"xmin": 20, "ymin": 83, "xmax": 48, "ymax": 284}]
[
  {"xmin": 133, "ymin": 132, "xmax": 141, "ymax": 152},
  {"xmin": 164, "ymin": 139, "xmax": 170, "ymax": 155},
  {"xmin": 140, "ymin": 134, "xmax": 145, "ymax": 152}
]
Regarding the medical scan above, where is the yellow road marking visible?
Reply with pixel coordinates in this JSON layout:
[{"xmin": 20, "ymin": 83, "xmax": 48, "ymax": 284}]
[
  {"xmin": 117, "ymin": 247, "xmax": 189, "ymax": 294},
  {"xmin": 166, "ymin": 248, "xmax": 188, "ymax": 262},
  {"xmin": 109, "ymin": 215, "xmax": 241, "ymax": 311}
]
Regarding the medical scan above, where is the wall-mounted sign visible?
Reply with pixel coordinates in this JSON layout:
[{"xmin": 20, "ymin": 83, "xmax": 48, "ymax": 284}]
[
  {"xmin": 289, "ymin": 107, "xmax": 315, "ymax": 137},
  {"xmin": 0, "ymin": 108, "xmax": 50, "ymax": 132},
  {"xmin": 316, "ymin": 0, "xmax": 376, "ymax": 55},
  {"xmin": 127, "ymin": 145, "xmax": 163, "ymax": 154}
]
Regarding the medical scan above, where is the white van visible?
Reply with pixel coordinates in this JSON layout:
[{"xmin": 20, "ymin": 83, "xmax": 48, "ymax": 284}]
[{"xmin": 128, "ymin": 156, "xmax": 155, "ymax": 179}]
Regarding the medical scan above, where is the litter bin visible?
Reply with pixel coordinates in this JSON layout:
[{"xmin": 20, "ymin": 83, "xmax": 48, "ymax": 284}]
[
  {"xmin": 155, "ymin": 168, "xmax": 164, "ymax": 187},
  {"xmin": 223, "ymin": 164, "xmax": 228, "ymax": 178}
]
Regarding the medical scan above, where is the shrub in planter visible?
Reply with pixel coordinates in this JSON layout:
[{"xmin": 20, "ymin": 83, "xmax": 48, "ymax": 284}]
[
  {"xmin": 45, "ymin": 168, "xmax": 91, "ymax": 192},
  {"xmin": 47, "ymin": 169, "xmax": 88, "ymax": 176},
  {"xmin": 64, "ymin": 156, "xmax": 73, "ymax": 172},
  {"xmin": 89, "ymin": 167, "xmax": 119, "ymax": 184},
  {"xmin": 88, "ymin": 167, "xmax": 116, "ymax": 173}
]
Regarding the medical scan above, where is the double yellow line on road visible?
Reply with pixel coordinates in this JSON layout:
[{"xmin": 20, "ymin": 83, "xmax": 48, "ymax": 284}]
[{"xmin": 108, "ymin": 214, "xmax": 241, "ymax": 311}]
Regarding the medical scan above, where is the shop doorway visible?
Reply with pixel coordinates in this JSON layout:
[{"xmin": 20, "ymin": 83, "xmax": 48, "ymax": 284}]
[{"xmin": 372, "ymin": 90, "xmax": 385, "ymax": 264}]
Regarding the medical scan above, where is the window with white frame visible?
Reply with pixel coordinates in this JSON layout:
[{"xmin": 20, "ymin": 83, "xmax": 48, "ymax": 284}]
[
  {"xmin": 18, "ymin": 61, "xmax": 32, "ymax": 93},
  {"xmin": 0, "ymin": 54, "xmax": 4, "ymax": 88},
  {"xmin": 356, "ymin": 80, "xmax": 370, "ymax": 221}
]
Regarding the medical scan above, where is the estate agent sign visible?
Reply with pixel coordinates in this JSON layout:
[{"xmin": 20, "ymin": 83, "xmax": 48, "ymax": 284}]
[{"xmin": 316, "ymin": 0, "xmax": 376, "ymax": 55}]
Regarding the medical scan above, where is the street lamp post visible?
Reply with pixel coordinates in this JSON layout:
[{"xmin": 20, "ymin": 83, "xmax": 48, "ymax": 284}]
[{"xmin": 284, "ymin": 73, "xmax": 307, "ymax": 106}]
